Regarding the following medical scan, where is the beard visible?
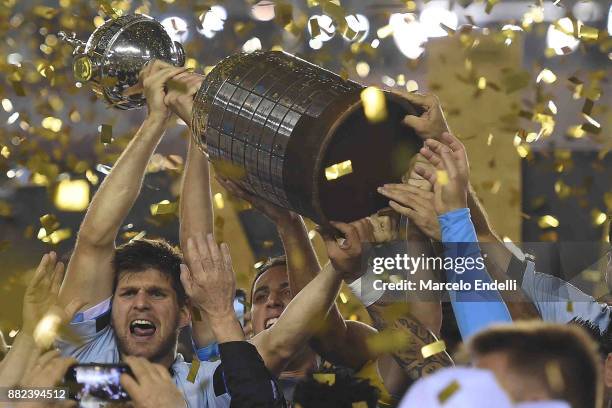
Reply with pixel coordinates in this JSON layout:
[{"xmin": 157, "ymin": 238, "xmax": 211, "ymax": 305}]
[{"xmin": 113, "ymin": 318, "xmax": 180, "ymax": 364}]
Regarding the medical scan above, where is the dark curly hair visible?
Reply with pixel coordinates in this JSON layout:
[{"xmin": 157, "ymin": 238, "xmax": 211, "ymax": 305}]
[
  {"xmin": 571, "ymin": 317, "xmax": 612, "ymax": 358},
  {"xmin": 112, "ymin": 239, "xmax": 186, "ymax": 306}
]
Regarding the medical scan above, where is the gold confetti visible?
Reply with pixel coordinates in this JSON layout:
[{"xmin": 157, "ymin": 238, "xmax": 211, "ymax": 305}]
[
  {"xmin": 604, "ymin": 193, "xmax": 612, "ymax": 211},
  {"xmin": 581, "ymin": 122, "xmax": 601, "ymax": 135},
  {"xmin": 545, "ymin": 361, "xmax": 565, "ymax": 393},
  {"xmin": 97, "ymin": 0, "xmax": 120, "ymax": 18},
  {"xmin": 33, "ymin": 312, "xmax": 62, "ymax": 348},
  {"xmin": 186, "ymin": 357, "xmax": 200, "ymax": 383},
  {"xmin": 100, "ymin": 124, "xmax": 113, "ymax": 144},
  {"xmin": 352, "ymin": 402, "xmax": 368, "ymax": 408},
  {"xmin": 538, "ymin": 215, "xmax": 560, "ymax": 229},
  {"xmin": 436, "ymin": 170, "xmax": 449, "ymax": 186},
  {"xmin": 377, "ymin": 25, "xmax": 394, "ymax": 39},
  {"xmin": 536, "ymin": 69, "xmax": 557, "ymax": 84},
  {"xmin": 41, "ymin": 228, "xmax": 72, "ymax": 245},
  {"xmin": 421, "ymin": 340, "xmax": 446, "ymax": 359},
  {"xmin": 41, "ymin": 117, "xmax": 62, "ymax": 132},
  {"xmin": 33, "ymin": 6, "xmax": 60, "ymax": 19},
  {"xmin": 40, "ymin": 214, "xmax": 60, "ymax": 234},
  {"xmin": 54, "ymin": 180, "xmax": 90, "ymax": 212},
  {"xmin": 566, "ymin": 125, "xmax": 585, "ymax": 139},
  {"xmin": 591, "ymin": 209, "xmax": 607, "ymax": 226},
  {"xmin": 477, "ymin": 77, "xmax": 487, "ymax": 90},
  {"xmin": 516, "ymin": 144, "xmax": 530, "ymax": 158},
  {"xmin": 360, "ymin": 87, "xmax": 387, "ymax": 123},
  {"xmin": 0, "ymin": 201, "xmax": 12, "ymax": 217},
  {"xmin": 150, "ymin": 200, "xmax": 178, "ymax": 216},
  {"xmin": 485, "ymin": 0, "xmax": 500, "ymax": 14},
  {"xmin": 309, "ymin": 17, "xmax": 320, "ymax": 38},
  {"xmin": 214, "ymin": 193, "xmax": 225, "ymax": 209},
  {"xmin": 325, "ymin": 160, "xmax": 353, "ymax": 181},
  {"xmin": 578, "ymin": 24, "xmax": 600, "ymax": 41},
  {"xmin": 438, "ymin": 380, "xmax": 460, "ymax": 403},
  {"xmin": 366, "ymin": 329, "xmax": 411, "ymax": 354},
  {"xmin": 313, "ymin": 373, "xmax": 336, "ymax": 386},
  {"xmin": 339, "ymin": 292, "xmax": 348, "ymax": 303},
  {"xmin": 1, "ymin": 146, "xmax": 10, "ymax": 159},
  {"xmin": 355, "ymin": 62, "xmax": 370, "ymax": 78},
  {"xmin": 406, "ymin": 80, "xmax": 419, "ymax": 93},
  {"xmin": 10, "ymin": 80, "xmax": 25, "ymax": 96}
]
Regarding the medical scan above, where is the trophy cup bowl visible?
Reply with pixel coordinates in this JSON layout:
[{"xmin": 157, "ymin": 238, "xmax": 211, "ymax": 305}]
[
  {"xmin": 59, "ymin": 14, "xmax": 185, "ymax": 110},
  {"xmin": 192, "ymin": 52, "xmax": 424, "ymax": 226}
]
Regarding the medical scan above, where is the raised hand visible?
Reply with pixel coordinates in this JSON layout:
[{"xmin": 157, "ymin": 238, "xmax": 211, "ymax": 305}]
[
  {"xmin": 139, "ymin": 59, "xmax": 188, "ymax": 121},
  {"xmin": 319, "ymin": 220, "xmax": 373, "ymax": 283},
  {"xmin": 163, "ymin": 71, "xmax": 205, "ymax": 125},
  {"xmin": 180, "ymin": 233, "xmax": 236, "ymax": 320},
  {"xmin": 414, "ymin": 132, "xmax": 470, "ymax": 215},
  {"xmin": 377, "ymin": 184, "xmax": 441, "ymax": 241},
  {"xmin": 120, "ymin": 356, "xmax": 186, "ymax": 408},
  {"xmin": 22, "ymin": 252, "xmax": 84, "ymax": 338},
  {"xmin": 217, "ymin": 176, "xmax": 294, "ymax": 224},
  {"xmin": 401, "ymin": 93, "xmax": 450, "ymax": 140},
  {"xmin": 19, "ymin": 349, "xmax": 76, "ymax": 388}
]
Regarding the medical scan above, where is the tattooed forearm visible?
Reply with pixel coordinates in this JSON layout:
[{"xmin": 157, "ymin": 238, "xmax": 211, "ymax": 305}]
[
  {"xmin": 368, "ymin": 305, "xmax": 453, "ymax": 380},
  {"xmin": 391, "ymin": 316, "xmax": 453, "ymax": 380}
]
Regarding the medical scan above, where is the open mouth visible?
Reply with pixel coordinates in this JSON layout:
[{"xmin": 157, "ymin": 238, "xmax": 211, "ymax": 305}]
[
  {"xmin": 130, "ymin": 319, "xmax": 156, "ymax": 338},
  {"xmin": 264, "ymin": 317, "xmax": 279, "ymax": 330}
]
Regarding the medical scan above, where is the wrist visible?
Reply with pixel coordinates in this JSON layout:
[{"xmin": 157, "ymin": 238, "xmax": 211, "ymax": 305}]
[
  {"xmin": 208, "ymin": 314, "xmax": 245, "ymax": 343},
  {"xmin": 145, "ymin": 112, "xmax": 170, "ymax": 125}
]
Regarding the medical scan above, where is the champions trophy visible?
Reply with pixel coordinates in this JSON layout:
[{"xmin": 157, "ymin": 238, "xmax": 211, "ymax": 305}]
[{"xmin": 60, "ymin": 14, "xmax": 423, "ymax": 225}]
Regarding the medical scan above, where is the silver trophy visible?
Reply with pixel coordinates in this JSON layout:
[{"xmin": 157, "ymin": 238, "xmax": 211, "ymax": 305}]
[
  {"xmin": 59, "ymin": 14, "xmax": 185, "ymax": 110},
  {"xmin": 62, "ymin": 14, "xmax": 423, "ymax": 226}
]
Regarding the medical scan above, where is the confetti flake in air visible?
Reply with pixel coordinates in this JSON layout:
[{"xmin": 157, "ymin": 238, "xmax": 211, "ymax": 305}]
[
  {"xmin": 325, "ymin": 160, "xmax": 353, "ymax": 181},
  {"xmin": 100, "ymin": 124, "xmax": 113, "ymax": 144},
  {"xmin": 313, "ymin": 373, "xmax": 336, "ymax": 386},
  {"xmin": 150, "ymin": 200, "xmax": 178, "ymax": 216},
  {"xmin": 54, "ymin": 179, "xmax": 90, "ymax": 212},
  {"xmin": 33, "ymin": 312, "xmax": 62, "ymax": 349},
  {"xmin": 436, "ymin": 170, "xmax": 449, "ymax": 186},
  {"xmin": 536, "ymin": 69, "xmax": 557, "ymax": 84},
  {"xmin": 545, "ymin": 361, "xmax": 565, "ymax": 393},
  {"xmin": 360, "ymin": 87, "xmax": 387, "ymax": 123},
  {"xmin": 538, "ymin": 215, "xmax": 560, "ymax": 228},
  {"xmin": 421, "ymin": 340, "xmax": 446, "ymax": 359},
  {"xmin": 438, "ymin": 380, "xmax": 460, "ymax": 403}
]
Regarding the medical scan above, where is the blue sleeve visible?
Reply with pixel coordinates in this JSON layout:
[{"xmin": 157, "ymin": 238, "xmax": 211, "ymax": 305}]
[
  {"xmin": 439, "ymin": 208, "xmax": 512, "ymax": 339},
  {"xmin": 55, "ymin": 297, "xmax": 119, "ymax": 363},
  {"xmin": 196, "ymin": 342, "xmax": 220, "ymax": 361}
]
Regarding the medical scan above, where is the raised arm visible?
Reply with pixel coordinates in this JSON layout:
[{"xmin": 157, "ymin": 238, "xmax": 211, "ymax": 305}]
[
  {"xmin": 58, "ymin": 62, "xmax": 186, "ymax": 310},
  {"xmin": 1, "ymin": 253, "xmax": 83, "ymax": 387},
  {"xmin": 179, "ymin": 135, "xmax": 215, "ymax": 349},
  {"xmin": 249, "ymin": 258, "xmax": 346, "ymax": 376},
  {"xmin": 398, "ymin": 92, "xmax": 539, "ymax": 320},
  {"xmin": 218, "ymin": 178, "xmax": 378, "ymax": 369}
]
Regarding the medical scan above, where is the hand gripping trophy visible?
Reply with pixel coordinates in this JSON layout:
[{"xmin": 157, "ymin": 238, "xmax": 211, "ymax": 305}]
[{"xmin": 60, "ymin": 14, "xmax": 422, "ymax": 226}]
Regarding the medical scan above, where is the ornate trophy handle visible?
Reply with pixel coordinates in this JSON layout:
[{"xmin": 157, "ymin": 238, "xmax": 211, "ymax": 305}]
[{"xmin": 58, "ymin": 31, "xmax": 86, "ymax": 55}]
